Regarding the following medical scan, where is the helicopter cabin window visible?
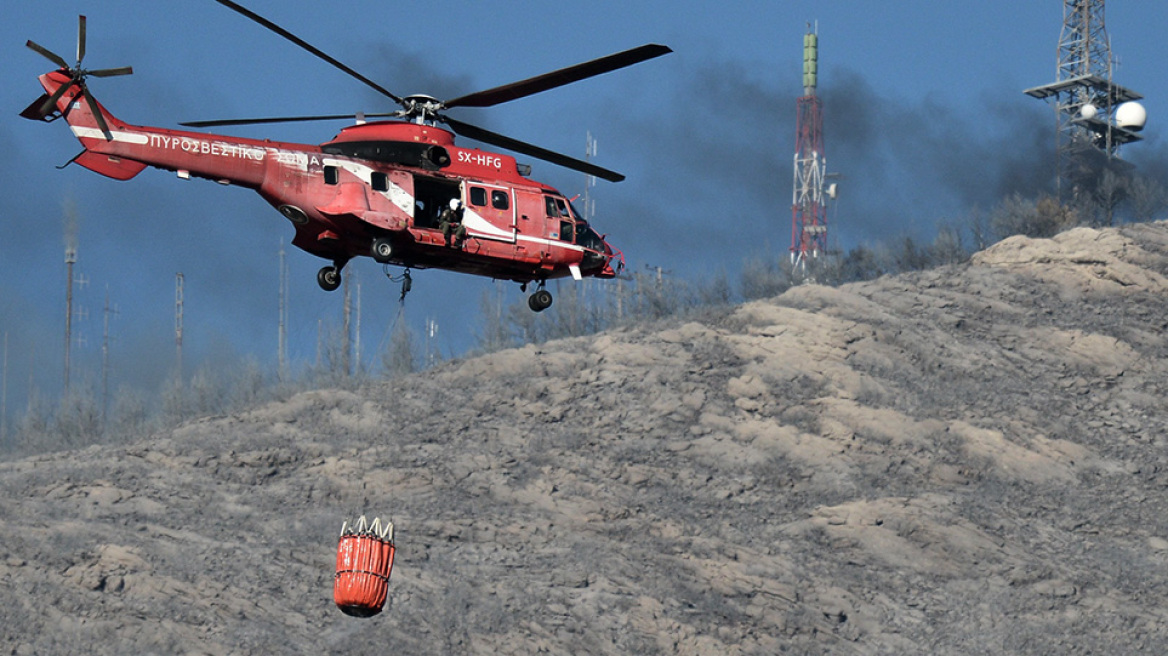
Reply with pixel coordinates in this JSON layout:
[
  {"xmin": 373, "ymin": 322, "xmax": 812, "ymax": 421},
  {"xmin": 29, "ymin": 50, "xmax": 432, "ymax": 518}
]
[
  {"xmin": 324, "ymin": 165, "xmax": 339, "ymax": 185},
  {"xmin": 469, "ymin": 186, "xmax": 488, "ymax": 207},
  {"xmin": 370, "ymin": 171, "xmax": 388, "ymax": 192},
  {"xmin": 491, "ymin": 190, "xmax": 510, "ymax": 210}
]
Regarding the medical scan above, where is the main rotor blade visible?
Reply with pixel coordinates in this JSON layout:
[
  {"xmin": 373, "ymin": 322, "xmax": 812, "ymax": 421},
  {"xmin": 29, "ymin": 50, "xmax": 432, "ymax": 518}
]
[
  {"xmin": 443, "ymin": 116, "xmax": 624, "ymax": 182},
  {"xmin": 444, "ymin": 44, "xmax": 672, "ymax": 109},
  {"xmin": 180, "ymin": 112, "xmax": 399, "ymax": 128},
  {"xmin": 88, "ymin": 66, "xmax": 134, "ymax": 78},
  {"xmin": 77, "ymin": 15, "xmax": 87, "ymax": 65},
  {"xmin": 212, "ymin": 0, "xmax": 402, "ymax": 105},
  {"xmin": 27, "ymin": 40, "xmax": 69, "ymax": 69}
]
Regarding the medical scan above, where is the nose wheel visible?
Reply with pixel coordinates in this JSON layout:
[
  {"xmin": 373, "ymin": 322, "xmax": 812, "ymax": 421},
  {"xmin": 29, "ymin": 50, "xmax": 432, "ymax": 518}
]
[
  {"xmin": 317, "ymin": 265, "xmax": 342, "ymax": 291},
  {"xmin": 528, "ymin": 288, "xmax": 553, "ymax": 312}
]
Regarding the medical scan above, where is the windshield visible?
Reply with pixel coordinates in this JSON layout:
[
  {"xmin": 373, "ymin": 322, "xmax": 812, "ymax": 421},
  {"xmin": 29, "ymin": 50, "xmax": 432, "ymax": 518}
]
[{"xmin": 576, "ymin": 221, "xmax": 605, "ymax": 252}]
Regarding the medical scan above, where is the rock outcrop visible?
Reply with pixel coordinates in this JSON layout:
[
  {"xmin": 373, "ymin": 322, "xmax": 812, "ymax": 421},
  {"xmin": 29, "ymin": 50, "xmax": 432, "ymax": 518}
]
[{"xmin": 4, "ymin": 223, "xmax": 1168, "ymax": 654}]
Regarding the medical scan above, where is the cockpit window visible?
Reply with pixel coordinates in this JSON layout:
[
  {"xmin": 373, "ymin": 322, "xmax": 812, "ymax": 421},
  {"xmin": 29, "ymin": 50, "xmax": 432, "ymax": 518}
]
[{"xmin": 545, "ymin": 195, "xmax": 573, "ymax": 217}]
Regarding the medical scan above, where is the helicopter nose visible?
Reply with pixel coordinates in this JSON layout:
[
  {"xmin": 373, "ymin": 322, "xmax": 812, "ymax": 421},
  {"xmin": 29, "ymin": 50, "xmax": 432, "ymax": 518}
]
[{"xmin": 599, "ymin": 238, "xmax": 624, "ymax": 277}]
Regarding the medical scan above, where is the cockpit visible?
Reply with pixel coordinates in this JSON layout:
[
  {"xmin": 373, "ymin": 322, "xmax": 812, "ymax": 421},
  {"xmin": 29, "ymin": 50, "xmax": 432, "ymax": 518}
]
[
  {"xmin": 564, "ymin": 200, "xmax": 605, "ymax": 252},
  {"xmin": 543, "ymin": 195, "xmax": 608, "ymax": 269}
]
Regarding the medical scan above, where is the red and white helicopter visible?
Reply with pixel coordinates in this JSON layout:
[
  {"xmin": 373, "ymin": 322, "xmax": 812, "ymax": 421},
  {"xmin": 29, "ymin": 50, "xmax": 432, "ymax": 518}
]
[{"xmin": 23, "ymin": 2, "xmax": 670, "ymax": 311}]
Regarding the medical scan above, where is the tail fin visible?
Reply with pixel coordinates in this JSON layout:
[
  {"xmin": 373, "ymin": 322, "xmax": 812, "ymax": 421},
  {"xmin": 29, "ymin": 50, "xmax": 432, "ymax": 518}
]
[
  {"xmin": 26, "ymin": 70, "xmax": 146, "ymax": 180},
  {"xmin": 24, "ymin": 18, "xmax": 141, "ymax": 179},
  {"xmin": 31, "ymin": 71, "xmax": 121, "ymax": 142}
]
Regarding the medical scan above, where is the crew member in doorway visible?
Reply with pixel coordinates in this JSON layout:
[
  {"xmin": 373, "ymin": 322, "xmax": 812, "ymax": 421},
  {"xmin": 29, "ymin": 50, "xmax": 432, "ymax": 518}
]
[{"xmin": 439, "ymin": 198, "xmax": 466, "ymax": 248}]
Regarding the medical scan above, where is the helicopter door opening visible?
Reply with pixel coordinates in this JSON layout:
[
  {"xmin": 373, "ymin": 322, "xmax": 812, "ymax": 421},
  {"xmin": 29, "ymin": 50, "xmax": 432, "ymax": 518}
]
[
  {"xmin": 463, "ymin": 183, "xmax": 517, "ymax": 243},
  {"xmin": 412, "ymin": 175, "xmax": 461, "ymax": 229}
]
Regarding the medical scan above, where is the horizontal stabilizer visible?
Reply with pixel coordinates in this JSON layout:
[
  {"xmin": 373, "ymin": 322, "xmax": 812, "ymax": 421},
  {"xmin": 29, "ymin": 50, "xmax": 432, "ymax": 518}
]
[{"xmin": 74, "ymin": 151, "xmax": 147, "ymax": 180}]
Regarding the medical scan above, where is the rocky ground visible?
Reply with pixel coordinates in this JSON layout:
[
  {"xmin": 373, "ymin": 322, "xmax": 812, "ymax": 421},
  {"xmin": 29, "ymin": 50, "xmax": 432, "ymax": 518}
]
[{"xmin": 4, "ymin": 223, "xmax": 1168, "ymax": 654}]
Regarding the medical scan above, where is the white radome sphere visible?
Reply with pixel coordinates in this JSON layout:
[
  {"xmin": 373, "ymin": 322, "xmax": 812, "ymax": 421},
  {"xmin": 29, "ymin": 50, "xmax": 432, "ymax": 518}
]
[
  {"xmin": 1080, "ymin": 103, "xmax": 1098, "ymax": 119},
  {"xmin": 1116, "ymin": 101, "xmax": 1147, "ymax": 131}
]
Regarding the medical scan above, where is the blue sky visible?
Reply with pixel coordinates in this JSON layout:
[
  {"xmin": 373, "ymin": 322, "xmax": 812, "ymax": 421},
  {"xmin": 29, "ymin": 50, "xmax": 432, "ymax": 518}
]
[{"xmin": 3, "ymin": 1, "xmax": 1168, "ymax": 418}]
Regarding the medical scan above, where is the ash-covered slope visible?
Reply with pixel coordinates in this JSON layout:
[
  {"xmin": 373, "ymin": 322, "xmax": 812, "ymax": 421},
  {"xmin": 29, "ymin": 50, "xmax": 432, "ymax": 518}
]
[{"xmin": 5, "ymin": 223, "xmax": 1168, "ymax": 655}]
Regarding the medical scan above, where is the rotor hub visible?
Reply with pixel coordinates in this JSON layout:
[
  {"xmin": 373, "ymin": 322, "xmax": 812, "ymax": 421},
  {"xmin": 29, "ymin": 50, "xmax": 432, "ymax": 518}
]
[{"xmin": 400, "ymin": 94, "xmax": 444, "ymax": 124}]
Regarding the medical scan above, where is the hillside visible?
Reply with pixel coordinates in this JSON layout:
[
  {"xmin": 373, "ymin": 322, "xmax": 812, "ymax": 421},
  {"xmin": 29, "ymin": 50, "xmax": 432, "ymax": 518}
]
[{"xmin": 4, "ymin": 223, "xmax": 1168, "ymax": 655}]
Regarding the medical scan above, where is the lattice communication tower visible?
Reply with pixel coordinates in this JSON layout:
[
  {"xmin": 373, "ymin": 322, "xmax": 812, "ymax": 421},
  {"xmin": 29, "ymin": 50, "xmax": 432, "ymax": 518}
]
[{"xmin": 1024, "ymin": 0, "xmax": 1145, "ymax": 199}]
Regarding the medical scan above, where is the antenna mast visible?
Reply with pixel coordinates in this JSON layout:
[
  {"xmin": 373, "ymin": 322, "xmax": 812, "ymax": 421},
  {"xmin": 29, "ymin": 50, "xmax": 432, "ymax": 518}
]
[
  {"xmin": 316, "ymin": 319, "xmax": 323, "ymax": 370},
  {"xmin": 64, "ymin": 242, "xmax": 76, "ymax": 395},
  {"xmin": 63, "ymin": 199, "xmax": 80, "ymax": 395},
  {"xmin": 175, "ymin": 273, "xmax": 184, "ymax": 380},
  {"xmin": 2, "ymin": 333, "xmax": 8, "ymax": 444},
  {"xmin": 101, "ymin": 287, "xmax": 117, "ymax": 424},
  {"xmin": 584, "ymin": 132, "xmax": 597, "ymax": 222},
  {"xmin": 426, "ymin": 318, "xmax": 439, "ymax": 368},
  {"xmin": 791, "ymin": 23, "xmax": 829, "ymax": 271},
  {"xmin": 342, "ymin": 271, "xmax": 352, "ymax": 378},
  {"xmin": 278, "ymin": 243, "xmax": 288, "ymax": 382},
  {"xmin": 355, "ymin": 274, "xmax": 362, "ymax": 376}
]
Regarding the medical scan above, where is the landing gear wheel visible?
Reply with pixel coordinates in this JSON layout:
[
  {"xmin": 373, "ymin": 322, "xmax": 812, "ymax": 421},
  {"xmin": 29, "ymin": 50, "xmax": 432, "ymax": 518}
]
[
  {"xmin": 317, "ymin": 266, "xmax": 342, "ymax": 292},
  {"xmin": 528, "ymin": 289, "xmax": 553, "ymax": 312},
  {"xmin": 371, "ymin": 237, "xmax": 394, "ymax": 263}
]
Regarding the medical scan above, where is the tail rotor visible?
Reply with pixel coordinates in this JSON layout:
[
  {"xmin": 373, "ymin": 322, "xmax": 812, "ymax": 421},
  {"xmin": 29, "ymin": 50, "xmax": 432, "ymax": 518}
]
[{"xmin": 25, "ymin": 15, "xmax": 132, "ymax": 139}]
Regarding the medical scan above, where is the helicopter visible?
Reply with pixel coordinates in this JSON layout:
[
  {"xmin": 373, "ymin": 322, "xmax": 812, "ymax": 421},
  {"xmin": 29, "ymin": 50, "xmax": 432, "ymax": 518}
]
[{"xmin": 22, "ymin": 2, "xmax": 671, "ymax": 312}]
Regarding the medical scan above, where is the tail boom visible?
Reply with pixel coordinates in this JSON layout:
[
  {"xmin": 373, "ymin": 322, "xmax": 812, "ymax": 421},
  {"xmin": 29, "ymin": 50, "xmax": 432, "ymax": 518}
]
[{"xmin": 30, "ymin": 70, "xmax": 285, "ymax": 187}]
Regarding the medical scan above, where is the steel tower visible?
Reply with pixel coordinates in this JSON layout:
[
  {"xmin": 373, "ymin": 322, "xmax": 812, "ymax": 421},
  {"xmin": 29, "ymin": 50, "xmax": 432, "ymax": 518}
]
[
  {"xmin": 791, "ymin": 26, "xmax": 829, "ymax": 269},
  {"xmin": 1024, "ymin": 0, "xmax": 1143, "ymax": 199}
]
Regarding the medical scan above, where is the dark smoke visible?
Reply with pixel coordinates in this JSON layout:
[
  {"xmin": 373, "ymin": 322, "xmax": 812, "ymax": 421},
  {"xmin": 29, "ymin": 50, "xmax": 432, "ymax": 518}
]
[
  {"xmin": 6, "ymin": 30, "xmax": 1167, "ymax": 439},
  {"xmin": 819, "ymin": 69, "xmax": 1057, "ymax": 242},
  {"xmin": 571, "ymin": 55, "xmax": 1062, "ymax": 271}
]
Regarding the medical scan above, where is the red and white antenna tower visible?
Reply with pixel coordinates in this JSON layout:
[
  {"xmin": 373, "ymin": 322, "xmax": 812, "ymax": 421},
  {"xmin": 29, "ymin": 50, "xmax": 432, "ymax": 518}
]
[{"xmin": 791, "ymin": 24, "xmax": 832, "ymax": 270}]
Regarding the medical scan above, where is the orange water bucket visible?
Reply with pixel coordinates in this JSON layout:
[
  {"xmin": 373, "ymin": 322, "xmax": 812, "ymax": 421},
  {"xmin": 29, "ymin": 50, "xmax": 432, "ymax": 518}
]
[{"xmin": 334, "ymin": 516, "xmax": 396, "ymax": 617}]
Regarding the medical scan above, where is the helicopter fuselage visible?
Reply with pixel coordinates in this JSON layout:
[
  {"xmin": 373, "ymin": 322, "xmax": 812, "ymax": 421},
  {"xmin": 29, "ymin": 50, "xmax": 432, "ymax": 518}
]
[{"xmin": 31, "ymin": 69, "xmax": 621, "ymax": 289}]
